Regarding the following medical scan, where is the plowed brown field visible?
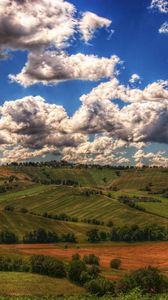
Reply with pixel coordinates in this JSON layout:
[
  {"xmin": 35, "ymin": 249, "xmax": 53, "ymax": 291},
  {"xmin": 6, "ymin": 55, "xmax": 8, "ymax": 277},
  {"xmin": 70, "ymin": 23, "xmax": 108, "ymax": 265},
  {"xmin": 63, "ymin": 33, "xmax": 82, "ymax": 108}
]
[{"xmin": 1, "ymin": 242, "xmax": 168, "ymax": 271}]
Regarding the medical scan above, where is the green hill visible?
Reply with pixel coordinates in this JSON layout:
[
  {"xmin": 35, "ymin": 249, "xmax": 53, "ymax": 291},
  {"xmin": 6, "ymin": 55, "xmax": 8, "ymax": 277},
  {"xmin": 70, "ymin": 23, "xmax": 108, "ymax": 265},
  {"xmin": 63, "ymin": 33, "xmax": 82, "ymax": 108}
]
[{"xmin": 0, "ymin": 165, "xmax": 168, "ymax": 240}]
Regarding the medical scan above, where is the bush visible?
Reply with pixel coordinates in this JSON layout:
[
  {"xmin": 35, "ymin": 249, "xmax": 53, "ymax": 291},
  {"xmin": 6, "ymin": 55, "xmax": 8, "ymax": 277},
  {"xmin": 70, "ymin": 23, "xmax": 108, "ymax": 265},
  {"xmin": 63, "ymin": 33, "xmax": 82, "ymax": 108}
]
[
  {"xmin": 116, "ymin": 266, "xmax": 168, "ymax": 294},
  {"xmin": 0, "ymin": 256, "xmax": 30, "ymax": 272},
  {"xmin": 85, "ymin": 278, "xmax": 115, "ymax": 296},
  {"xmin": 30, "ymin": 255, "xmax": 66, "ymax": 278},
  {"xmin": 72, "ymin": 253, "xmax": 80, "ymax": 261},
  {"xmin": 110, "ymin": 258, "xmax": 121, "ymax": 269},
  {"xmin": 68, "ymin": 259, "xmax": 87, "ymax": 284},
  {"xmin": 83, "ymin": 254, "xmax": 99, "ymax": 265}
]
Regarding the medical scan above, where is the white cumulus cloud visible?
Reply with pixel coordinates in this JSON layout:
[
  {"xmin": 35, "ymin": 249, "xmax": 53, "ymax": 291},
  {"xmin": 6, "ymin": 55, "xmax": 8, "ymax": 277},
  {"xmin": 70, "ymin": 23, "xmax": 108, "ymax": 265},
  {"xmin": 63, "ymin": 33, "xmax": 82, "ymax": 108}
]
[
  {"xmin": 79, "ymin": 12, "xmax": 112, "ymax": 42},
  {"xmin": 9, "ymin": 51, "xmax": 120, "ymax": 86}
]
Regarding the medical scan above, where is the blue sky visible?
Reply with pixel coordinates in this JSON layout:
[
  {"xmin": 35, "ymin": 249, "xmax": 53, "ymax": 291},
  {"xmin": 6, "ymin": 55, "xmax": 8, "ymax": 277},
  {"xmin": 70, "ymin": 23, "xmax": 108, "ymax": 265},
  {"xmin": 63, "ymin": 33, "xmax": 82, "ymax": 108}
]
[
  {"xmin": 1, "ymin": 0, "xmax": 167, "ymax": 112},
  {"xmin": 0, "ymin": 0, "xmax": 167, "ymax": 166}
]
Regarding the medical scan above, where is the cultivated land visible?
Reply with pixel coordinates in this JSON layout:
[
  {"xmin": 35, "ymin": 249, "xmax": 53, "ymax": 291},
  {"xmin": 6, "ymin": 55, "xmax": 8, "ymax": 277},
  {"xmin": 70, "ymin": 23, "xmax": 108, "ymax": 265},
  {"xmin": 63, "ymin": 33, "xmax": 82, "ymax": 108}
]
[{"xmin": 0, "ymin": 164, "xmax": 168, "ymax": 297}]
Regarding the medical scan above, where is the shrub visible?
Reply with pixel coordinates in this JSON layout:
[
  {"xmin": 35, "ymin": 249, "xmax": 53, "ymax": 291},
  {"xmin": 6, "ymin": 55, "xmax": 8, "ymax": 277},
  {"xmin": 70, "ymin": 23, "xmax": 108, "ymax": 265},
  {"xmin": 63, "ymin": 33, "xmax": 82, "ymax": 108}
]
[
  {"xmin": 89, "ymin": 264, "xmax": 100, "ymax": 277},
  {"xmin": 85, "ymin": 278, "xmax": 115, "ymax": 296},
  {"xmin": 68, "ymin": 259, "xmax": 87, "ymax": 284},
  {"xmin": 116, "ymin": 266, "xmax": 168, "ymax": 294},
  {"xmin": 72, "ymin": 253, "xmax": 80, "ymax": 261},
  {"xmin": 83, "ymin": 254, "xmax": 99, "ymax": 265},
  {"xmin": 4, "ymin": 205, "xmax": 15, "ymax": 212},
  {"xmin": 0, "ymin": 256, "xmax": 29, "ymax": 272},
  {"xmin": 80, "ymin": 271, "xmax": 92, "ymax": 285},
  {"xmin": 30, "ymin": 255, "xmax": 66, "ymax": 278},
  {"xmin": 110, "ymin": 258, "xmax": 121, "ymax": 269}
]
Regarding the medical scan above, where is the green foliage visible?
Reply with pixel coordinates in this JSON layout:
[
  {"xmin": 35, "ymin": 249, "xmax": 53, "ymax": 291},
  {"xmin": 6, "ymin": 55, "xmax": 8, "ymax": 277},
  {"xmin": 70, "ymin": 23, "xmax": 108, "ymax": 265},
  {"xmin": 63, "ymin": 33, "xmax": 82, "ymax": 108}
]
[
  {"xmin": 85, "ymin": 278, "xmax": 115, "ymax": 296},
  {"xmin": 0, "ymin": 256, "xmax": 30, "ymax": 272},
  {"xmin": 116, "ymin": 266, "xmax": 168, "ymax": 294},
  {"xmin": 30, "ymin": 255, "xmax": 66, "ymax": 278},
  {"xmin": 83, "ymin": 254, "xmax": 99, "ymax": 266},
  {"xmin": 68, "ymin": 259, "xmax": 87, "ymax": 284},
  {"xmin": 110, "ymin": 224, "xmax": 168, "ymax": 242},
  {"xmin": 86, "ymin": 229, "xmax": 101, "ymax": 242},
  {"xmin": 110, "ymin": 258, "xmax": 121, "ymax": 269},
  {"xmin": 0, "ymin": 230, "xmax": 18, "ymax": 244}
]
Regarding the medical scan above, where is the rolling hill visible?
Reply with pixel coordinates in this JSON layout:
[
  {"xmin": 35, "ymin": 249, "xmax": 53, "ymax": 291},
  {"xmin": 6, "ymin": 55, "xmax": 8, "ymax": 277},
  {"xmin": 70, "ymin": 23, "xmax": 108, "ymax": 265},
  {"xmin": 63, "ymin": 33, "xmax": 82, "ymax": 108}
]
[{"xmin": 0, "ymin": 164, "xmax": 168, "ymax": 241}]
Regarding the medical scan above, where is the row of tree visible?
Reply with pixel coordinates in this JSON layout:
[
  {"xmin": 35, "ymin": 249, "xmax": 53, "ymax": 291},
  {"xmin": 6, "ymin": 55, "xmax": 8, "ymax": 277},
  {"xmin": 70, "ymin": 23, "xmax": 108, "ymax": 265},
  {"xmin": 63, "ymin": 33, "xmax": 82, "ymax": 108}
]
[
  {"xmin": 0, "ymin": 229, "xmax": 76, "ymax": 244},
  {"xmin": 86, "ymin": 224, "xmax": 168, "ymax": 242}
]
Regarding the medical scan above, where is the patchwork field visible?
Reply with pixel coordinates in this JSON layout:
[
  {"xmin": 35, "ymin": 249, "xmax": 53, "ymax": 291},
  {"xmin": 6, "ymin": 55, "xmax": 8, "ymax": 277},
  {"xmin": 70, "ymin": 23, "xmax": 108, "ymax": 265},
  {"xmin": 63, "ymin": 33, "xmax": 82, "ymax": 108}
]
[
  {"xmin": 0, "ymin": 165, "xmax": 168, "ymax": 240},
  {"xmin": 1, "ymin": 242, "xmax": 168, "ymax": 277},
  {"xmin": 0, "ymin": 165, "xmax": 168, "ymax": 296}
]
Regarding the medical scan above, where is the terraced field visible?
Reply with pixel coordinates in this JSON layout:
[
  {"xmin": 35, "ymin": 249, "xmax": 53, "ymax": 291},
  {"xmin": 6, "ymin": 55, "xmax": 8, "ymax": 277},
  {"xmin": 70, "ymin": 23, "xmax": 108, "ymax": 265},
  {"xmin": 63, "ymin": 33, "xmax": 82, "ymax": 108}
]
[
  {"xmin": 0, "ymin": 211, "xmax": 109, "ymax": 242},
  {"xmin": 0, "ymin": 165, "xmax": 168, "ymax": 238},
  {"xmin": 1, "ymin": 185, "xmax": 168, "ymax": 227}
]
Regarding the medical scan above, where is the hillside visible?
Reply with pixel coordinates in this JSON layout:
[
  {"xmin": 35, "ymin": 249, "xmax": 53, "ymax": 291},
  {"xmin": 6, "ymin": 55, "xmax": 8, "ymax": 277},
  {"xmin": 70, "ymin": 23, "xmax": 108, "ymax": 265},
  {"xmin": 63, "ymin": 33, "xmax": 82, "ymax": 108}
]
[{"xmin": 0, "ymin": 164, "xmax": 168, "ymax": 241}]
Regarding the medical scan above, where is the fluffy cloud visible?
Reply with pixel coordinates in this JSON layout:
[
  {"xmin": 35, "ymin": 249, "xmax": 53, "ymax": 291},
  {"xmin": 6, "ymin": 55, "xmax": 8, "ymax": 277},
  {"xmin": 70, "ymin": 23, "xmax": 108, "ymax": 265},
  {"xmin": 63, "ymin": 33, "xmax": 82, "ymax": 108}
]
[
  {"xmin": 0, "ymin": 0, "xmax": 76, "ymax": 51},
  {"xmin": 150, "ymin": 0, "xmax": 168, "ymax": 13},
  {"xmin": 10, "ymin": 51, "xmax": 120, "ymax": 86},
  {"xmin": 0, "ymin": 145, "xmax": 57, "ymax": 164},
  {"xmin": 129, "ymin": 74, "xmax": 142, "ymax": 84},
  {"xmin": 69, "ymin": 79, "xmax": 168, "ymax": 144},
  {"xmin": 62, "ymin": 135, "xmax": 129, "ymax": 165},
  {"xmin": 0, "ymin": 91, "xmax": 168, "ymax": 165},
  {"xmin": 80, "ymin": 78, "xmax": 168, "ymax": 104},
  {"xmin": 159, "ymin": 22, "xmax": 168, "ymax": 33},
  {"xmin": 79, "ymin": 12, "xmax": 112, "ymax": 42},
  {"xmin": 0, "ymin": 0, "xmax": 114, "ymax": 52},
  {"xmin": 134, "ymin": 149, "xmax": 168, "ymax": 167},
  {"xmin": 0, "ymin": 96, "xmax": 86, "ymax": 157}
]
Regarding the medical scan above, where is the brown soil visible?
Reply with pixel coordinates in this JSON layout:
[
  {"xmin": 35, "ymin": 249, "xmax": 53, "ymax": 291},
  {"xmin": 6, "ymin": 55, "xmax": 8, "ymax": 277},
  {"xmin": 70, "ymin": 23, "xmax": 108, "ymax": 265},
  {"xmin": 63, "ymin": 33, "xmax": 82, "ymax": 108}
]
[{"xmin": 1, "ymin": 242, "xmax": 168, "ymax": 271}]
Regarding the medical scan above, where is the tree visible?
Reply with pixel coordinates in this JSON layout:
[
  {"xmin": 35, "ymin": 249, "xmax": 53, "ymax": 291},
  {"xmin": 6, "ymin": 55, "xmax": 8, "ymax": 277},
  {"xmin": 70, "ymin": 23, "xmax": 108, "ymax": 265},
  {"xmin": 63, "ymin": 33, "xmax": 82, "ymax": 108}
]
[
  {"xmin": 85, "ymin": 278, "xmax": 115, "ymax": 296},
  {"xmin": 110, "ymin": 258, "xmax": 121, "ymax": 269},
  {"xmin": 68, "ymin": 259, "xmax": 87, "ymax": 284},
  {"xmin": 83, "ymin": 254, "xmax": 99, "ymax": 265},
  {"xmin": 86, "ymin": 228, "xmax": 100, "ymax": 243},
  {"xmin": 116, "ymin": 266, "xmax": 168, "ymax": 294},
  {"xmin": 30, "ymin": 255, "xmax": 66, "ymax": 278}
]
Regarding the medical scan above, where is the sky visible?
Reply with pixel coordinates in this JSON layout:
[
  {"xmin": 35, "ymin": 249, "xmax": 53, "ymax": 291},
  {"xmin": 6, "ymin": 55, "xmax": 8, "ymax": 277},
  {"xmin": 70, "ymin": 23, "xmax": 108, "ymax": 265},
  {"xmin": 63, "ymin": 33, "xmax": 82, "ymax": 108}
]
[{"xmin": 0, "ymin": 0, "xmax": 168, "ymax": 166}]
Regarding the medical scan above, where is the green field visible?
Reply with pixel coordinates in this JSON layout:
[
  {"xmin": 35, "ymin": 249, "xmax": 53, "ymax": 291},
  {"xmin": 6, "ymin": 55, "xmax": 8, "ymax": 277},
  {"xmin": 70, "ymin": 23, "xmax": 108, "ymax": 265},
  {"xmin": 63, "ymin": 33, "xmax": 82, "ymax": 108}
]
[
  {"xmin": 0, "ymin": 165, "xmax": 168, "ymax": 240},
  {"xmin": 0, "ymin": 165, "xmax": 168, "ymax": 297},
  {"xmin": 0, "ymin": 272, "xmax": 84, "ymax": 296}
]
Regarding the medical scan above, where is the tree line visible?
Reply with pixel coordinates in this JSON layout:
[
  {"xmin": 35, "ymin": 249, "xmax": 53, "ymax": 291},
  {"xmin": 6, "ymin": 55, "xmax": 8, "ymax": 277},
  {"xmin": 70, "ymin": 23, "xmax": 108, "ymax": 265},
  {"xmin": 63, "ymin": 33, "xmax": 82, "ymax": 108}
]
[
  {"xmin": 87, "ymin": 224, "xmax": 168, "ymax": 243},
  {"xmin": 0, "ymin": 228, "xmax": 76, "ymax": 244}
]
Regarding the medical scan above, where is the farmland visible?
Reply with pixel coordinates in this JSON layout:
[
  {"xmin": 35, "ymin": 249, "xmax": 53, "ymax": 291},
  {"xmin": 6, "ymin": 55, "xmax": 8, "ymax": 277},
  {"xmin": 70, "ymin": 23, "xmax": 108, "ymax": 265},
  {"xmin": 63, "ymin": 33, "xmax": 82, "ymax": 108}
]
[
  {"xmin": 0, "ymin": 164, "xmax": 168, "ymax": 297},
  {"xmin": 0, "ymin": 165, "xmax": 168, "ymax": 237}
]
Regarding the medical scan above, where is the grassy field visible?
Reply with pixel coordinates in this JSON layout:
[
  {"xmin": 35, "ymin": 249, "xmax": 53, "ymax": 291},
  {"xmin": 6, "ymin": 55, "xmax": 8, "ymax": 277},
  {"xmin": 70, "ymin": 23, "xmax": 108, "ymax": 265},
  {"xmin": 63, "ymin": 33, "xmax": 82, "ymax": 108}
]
[
  {"xmin": 0, "ymin": 272, "xmax": 85, "ymax": 296},
  {"xmin": 0, "ymin": 211, "xmax": 109, "ymax": 242},
  {"xmin": 0, "ymin": 166, "xmax": 168, "ymax": 297},
  {"xmin": 0, "ymin": 166, "xmax": 168, "ymax": 239}
]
